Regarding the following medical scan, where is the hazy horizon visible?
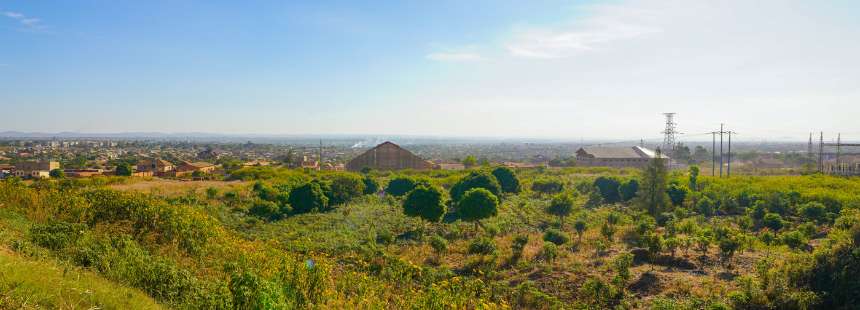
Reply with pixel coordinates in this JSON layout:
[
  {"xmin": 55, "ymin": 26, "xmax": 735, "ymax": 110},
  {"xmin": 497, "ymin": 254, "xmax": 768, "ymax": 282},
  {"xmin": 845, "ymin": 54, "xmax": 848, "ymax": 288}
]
[{"xmin": 3, "ymin": 0, "xmax": 860, "ymax": 141}]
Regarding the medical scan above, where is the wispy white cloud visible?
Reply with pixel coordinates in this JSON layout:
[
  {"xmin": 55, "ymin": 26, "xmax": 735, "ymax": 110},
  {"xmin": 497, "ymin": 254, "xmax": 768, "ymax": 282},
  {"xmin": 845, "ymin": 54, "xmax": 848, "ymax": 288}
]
[
  {"xmin": 505, "ymin": 4, "xmax": 661, "ymax": 59},
  {"xmin": 2, "ymin": 11, "xmax": 46, "ymax": 31},
  {"xmin": 426, "ymin": 52, "xmax": 485, "ymax": 62}
]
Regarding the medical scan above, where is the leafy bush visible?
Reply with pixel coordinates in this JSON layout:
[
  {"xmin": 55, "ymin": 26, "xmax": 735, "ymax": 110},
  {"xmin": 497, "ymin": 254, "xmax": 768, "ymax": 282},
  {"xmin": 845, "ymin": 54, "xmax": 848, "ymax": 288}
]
[
  {"xmin": 288, "ymin": 182, "xmax": 329, "ymax": 214},
  {"xmin": 594, "ymin": 176, "xmax": 621, "ymax": 204},
  {"xmin": 799, "ymin": 202, "xmax": 827, "ymax": 223},
  {"xmin": 429, "ymin": 235, "xmax": 448, "ymax": 255},
  {"xmin": 249, "ymin": 199, "xmax": 285, "ymax": 221},
  {"xmin": 531, "ymin": 178, "xmax": 564, "ymax": 195},
  {"xmin": 540, "ymin": 242, "xmax": 559, "ymax": 263},
  {"xmin": 325, "ymin": 173, "xmax": 365, "ymax": 205},
  {"xmin": 468, "ymin": 237, "xmax": 497, "ymax": 256},
  {"xmin": 543, "ymin": 228, "xmax": 570, "ymax": 245},
  {"xmin": 29, "ymin": 221, "xmax": 87, "ymax": 251}
]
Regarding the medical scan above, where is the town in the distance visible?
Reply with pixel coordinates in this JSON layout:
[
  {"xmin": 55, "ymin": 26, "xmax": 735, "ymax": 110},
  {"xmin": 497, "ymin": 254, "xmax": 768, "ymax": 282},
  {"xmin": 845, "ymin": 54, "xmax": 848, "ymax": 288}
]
[{"xmin": 1, "ymin": 130, "xmax": 856, "ymax": 181}]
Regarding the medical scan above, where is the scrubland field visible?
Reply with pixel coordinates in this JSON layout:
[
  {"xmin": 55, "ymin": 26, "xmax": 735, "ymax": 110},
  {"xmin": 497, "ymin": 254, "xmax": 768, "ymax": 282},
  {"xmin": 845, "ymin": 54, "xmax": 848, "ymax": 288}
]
[{"xmin": 1, "ymin": 162, "xmax": 859, "ymax": 309}]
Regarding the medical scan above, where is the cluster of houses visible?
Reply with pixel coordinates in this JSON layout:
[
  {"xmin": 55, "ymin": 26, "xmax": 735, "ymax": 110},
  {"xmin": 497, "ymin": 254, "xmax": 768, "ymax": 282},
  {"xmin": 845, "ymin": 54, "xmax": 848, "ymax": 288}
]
[
  {"xmin": 132, "ymin": 158, "xmax": 216, "ymax": 177},
  {"xmin": 0, "ymin": 158, "xmax": 218, "ymax": 180}
]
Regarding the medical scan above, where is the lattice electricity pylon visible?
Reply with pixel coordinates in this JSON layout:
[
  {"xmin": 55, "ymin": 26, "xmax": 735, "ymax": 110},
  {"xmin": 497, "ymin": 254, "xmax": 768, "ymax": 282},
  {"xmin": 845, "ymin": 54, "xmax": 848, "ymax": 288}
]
[{"xmin": 662, "ymin": 113, "xmax": 678, "ymax": 155}]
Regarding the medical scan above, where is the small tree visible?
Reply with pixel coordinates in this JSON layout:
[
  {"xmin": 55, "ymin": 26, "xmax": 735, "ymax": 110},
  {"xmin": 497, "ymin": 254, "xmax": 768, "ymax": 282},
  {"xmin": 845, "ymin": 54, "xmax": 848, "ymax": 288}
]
[
  {"xmin": 458, "ymin": 188, "xmax": 500, "ymax": 232},
  {"xmin": 450, "ymin": 171, "xmax": 502, "ymax": 202},
  {"xmin": 600, "ymin": 222, "xmax": 616, "ymax": 242},
  {"xmin": 402, "ymin": 185, "xmax": 447, "ymax": 224},
  {"xmin": 763, "ymin": 213, "xmax": 784, "ymax": 231},
  {"xmin": 49, "ymin": 168, "xmax": 65, "ymax": 178},
  {"xmin": 429, "ymin": 235, "xmax": 448, "ymax": 259},
  {"xmin": 664, "ymin": 237, "xmax": 680, "ymax": 258},
  {"xmin": 612, "ymin": 253, "xmax": 634, "ymax": 288},
  {"xmin": 288, "ymin": 182, "xmax": 329, "ymax": 214},
  {"xmin": 688, "ymin": 165, "xmax": 700, "ymax": 191},
  {"xmin": 574, "ymin": 219, "xmax": 587, "ymax": 243},
  {"xmin": 546, "ymin": 193, "xmax": 575, "ymax": 226},
  {"xmin": 511, "ymin": 234, "xmax": 529, "ymax": 262},
  {"xmin": 636, "ymin": 155, "xmax": 670, "ymax": 217},
  {"xmin": 718, "ymin": 235, "xmax": 741, "ymax": 267},
  {"xmin": 491, "ymin": 166, "xmax": 521, "ymax": 194},
  {"xmin": 462, "ymin": 155, "xmax": 478, "ymax": 168},
  {"xmin": 697, "ymin": 196, "xmax": 715, "ymax": 217},
  {"xmin": 541, "ymin": 242, "xmax": 559, "ymax": 263},
  {"xmin": 115, "ymin": 163, "xmax": 132, "ymax": 176}
]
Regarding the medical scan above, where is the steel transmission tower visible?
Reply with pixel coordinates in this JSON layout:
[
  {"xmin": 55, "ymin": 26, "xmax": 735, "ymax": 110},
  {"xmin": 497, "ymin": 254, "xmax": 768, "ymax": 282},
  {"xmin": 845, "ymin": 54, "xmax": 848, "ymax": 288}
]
[{"xmin": 662, "ymin": 113, "xmax": 677, "ymax": 155}]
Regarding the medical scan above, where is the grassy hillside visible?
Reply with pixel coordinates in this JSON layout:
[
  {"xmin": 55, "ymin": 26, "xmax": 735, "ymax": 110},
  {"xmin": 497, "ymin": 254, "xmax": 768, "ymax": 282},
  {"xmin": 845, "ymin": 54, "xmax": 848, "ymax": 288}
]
[
  {"xmin": 1, "ymin": 165, "xmax": 860, "ymax": 309},
  {"xmin": 0, "ymin": 208, "xmax": 161, "ymax": 309}
]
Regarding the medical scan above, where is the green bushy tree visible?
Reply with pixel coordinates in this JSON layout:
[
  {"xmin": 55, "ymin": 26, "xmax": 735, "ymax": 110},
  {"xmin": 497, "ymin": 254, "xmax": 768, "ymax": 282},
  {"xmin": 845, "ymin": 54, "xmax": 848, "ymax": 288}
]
[
  {"xmin": 491, "ymin": 166, "xmax": 521, "ymax": 194},
  {"xmin": 450, "ymin": 171, "xmax": 502, "ymax": 202},
  {"xmin": 458, "ymin": 188, "xmax": 499, "ymax": 231},
  {"xmin": 546, "ymin": 193, "xmax": 575, "ymax": 226},
  {"xmin": 402, "ymin": 185, "xmax": 447, "ymax": 223}
]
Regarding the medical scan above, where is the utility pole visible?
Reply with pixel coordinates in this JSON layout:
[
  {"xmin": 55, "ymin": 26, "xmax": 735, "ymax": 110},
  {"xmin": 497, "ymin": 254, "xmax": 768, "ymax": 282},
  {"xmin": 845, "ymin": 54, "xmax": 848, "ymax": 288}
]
[
  {"xmin": 807, "ymin": 133, "xmax": 813, "ymax": 161},
  {"xmin": 727, "ymin": 131, "xmax": 733, "ymax": 177},
  {"xmin": 818, "ymin": 132, "xmax": 824, "ymax": 173},
  {"xmin": 318, "ymin": 139, "xmax": 323, "ymax": 171},
  {"xmin": 711, "ymin": 132, "xmax": 716, "ymax": 176},
  {"xmin": 719, "ymin": 123, "xmax": 724, "ymax": 177},
  {"xmin": 836, "ymin": 133, "xmax": 842, "ymax": 173}
]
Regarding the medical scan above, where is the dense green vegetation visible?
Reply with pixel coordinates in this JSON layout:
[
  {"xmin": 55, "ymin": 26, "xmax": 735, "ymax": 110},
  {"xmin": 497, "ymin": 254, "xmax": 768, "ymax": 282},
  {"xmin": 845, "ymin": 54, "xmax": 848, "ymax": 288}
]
[{"xmin": 2, "ymin": 163, "xmax": 860, "ymax": 309}]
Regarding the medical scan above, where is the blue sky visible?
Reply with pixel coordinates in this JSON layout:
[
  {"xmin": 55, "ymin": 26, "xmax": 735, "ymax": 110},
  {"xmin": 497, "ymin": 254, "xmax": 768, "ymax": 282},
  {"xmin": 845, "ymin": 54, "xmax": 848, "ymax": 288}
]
[{"xmin": 2, "ymin": 0, "xmax": 860, "ymax": 140}]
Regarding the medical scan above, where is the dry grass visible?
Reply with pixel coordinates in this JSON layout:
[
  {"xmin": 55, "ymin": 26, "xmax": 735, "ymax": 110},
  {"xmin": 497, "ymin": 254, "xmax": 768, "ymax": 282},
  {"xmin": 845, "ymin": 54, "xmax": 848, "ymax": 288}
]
[{"xmin": 108, "ymin": 179, "xmax": 249, "ymax": 196}]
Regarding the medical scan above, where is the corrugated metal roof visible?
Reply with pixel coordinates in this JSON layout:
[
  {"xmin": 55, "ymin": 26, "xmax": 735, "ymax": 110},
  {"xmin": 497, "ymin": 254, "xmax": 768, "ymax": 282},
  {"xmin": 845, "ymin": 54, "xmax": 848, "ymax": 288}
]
[{"xmin": 577, "ymin": 146, "xmax": 668, "ymax": 159}]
